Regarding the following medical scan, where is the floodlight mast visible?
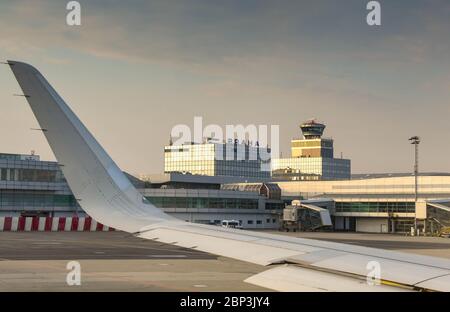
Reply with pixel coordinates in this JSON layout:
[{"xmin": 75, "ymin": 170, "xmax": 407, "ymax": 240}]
[{"xmin": 409, "ymin": 136, "xmax": 420, "ymax": 234}]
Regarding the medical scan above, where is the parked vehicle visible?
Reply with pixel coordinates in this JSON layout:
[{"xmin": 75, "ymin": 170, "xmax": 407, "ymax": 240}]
[{"xmin": 221, "ymin": 220, "xmax": 242, "ymax": 229}]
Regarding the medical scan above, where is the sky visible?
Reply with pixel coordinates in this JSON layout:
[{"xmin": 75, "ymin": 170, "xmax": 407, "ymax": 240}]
[{"xmin": 0, "ymin": 0, "xmax": 449, "ymax": 175}]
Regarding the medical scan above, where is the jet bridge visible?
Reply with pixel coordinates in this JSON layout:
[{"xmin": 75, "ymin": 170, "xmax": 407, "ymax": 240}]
[
  {"xmin": 282, "ymin": 200, "xmax": 332, "ymax": 231},
  {"xmin": 426, "ymin": 200, "xmax": 450, "ymax": 235}
]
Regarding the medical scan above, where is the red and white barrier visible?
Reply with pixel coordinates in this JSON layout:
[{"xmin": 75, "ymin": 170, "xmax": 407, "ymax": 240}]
[{"xmin": 0, "ymin": 216, "xmax": 115, "ymax": 232}]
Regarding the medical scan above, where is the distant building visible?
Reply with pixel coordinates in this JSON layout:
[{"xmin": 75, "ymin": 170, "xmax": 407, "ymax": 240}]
[
  {"xmin": 2, "ymin": 152, "xmax": 450, "ymax": 233},
  {"xmin": 0, "ymin": 153, "xmax": 283, "ymax": 229},
  {"xmin": 0, "ymin": 153, "xmax": 79, "ymax": 218},
  {"xmin": 142, "ymin": 182, "xmax": 285, "ymax": 229},
  {"xmin": 271, "ymin": 120, "xmax": 351, "ymax": 181},
  {"xmin": 139, "ymin": 172, "xmax": 272, "ymax": 189},
  {"xmin": 164, "ymin": 140, "xmax": 271, "ymax": 179},
  {"xmin": 274, "ymin": 174, "xmax": 450, "ymax": 233},
  {"xmin": 223, "ymin": 173, "xmax": 450, "ymax": 233}
]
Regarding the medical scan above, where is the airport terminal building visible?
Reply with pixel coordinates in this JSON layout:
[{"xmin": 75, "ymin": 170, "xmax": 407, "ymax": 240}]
[
  {"xmin": 164, "ymin": 140, "xmax": 271, "ymax": 179},
  {"xmin": 1, "ymin": 152, "xmax": 449, "ymax": 233},
  {"xmin": 275, "ymin": 174, "xmax": 450, "ymax": 233},
  {"xmin": 0, "ymin": 153, "xmax": 79, "ymax": 218},
  {"xmin": 0, "ymin": 153, "xmax": 284, "ymax": 229},
  {"xmin": 142, "ymin": 185, "xmax": 284, "ymax": 228}
]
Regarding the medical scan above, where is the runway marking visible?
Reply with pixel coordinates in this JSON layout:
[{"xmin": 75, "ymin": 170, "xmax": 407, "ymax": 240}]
[
  {"xmin": 24, "ymin": 238, "xmax": 209, "ymax": 255},
  {"xmin": 27, "ymin": 241, "xmax": 203, "ymax": 254},
  {"xmin": 147, "ymin": 255, "xmax": 187, "ymax": 258}
]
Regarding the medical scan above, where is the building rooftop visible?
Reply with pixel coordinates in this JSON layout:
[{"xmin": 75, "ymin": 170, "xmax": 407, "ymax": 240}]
[
  {"xmin": 351, "ymin": 172, "xmax": 450, "ymax": 180},
  {"xmin": 0, "ymin": 152, "xmax": 40, "ymax": 161},
  {"xmin": 138, "ymin": 172, "xmax": 272, "ymax": 185}
]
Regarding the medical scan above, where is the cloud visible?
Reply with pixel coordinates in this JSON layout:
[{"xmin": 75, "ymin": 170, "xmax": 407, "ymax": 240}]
[
  {"xmin": 0, "ymin": 0, "xmax": 449, "ymax": 173},
  {"xmin": 1, "ymin": 0, "xmax": 449, "ymax": 74}
]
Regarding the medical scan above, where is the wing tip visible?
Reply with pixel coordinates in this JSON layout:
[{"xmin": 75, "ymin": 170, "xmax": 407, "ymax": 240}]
[{"xmin": 7, "ymin": 60, "xmax": 40, "ymax": 74}]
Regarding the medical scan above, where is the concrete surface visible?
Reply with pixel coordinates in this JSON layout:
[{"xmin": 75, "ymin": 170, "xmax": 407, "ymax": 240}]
[
  {"xmin": 0, "ymin": 232, "xmax": 267, "ymax": 291},
  {"xmin": 1, "ymin": 231, "xmax": 449, "ymax": 291},
  {"xmin": 266, "ymin": 231, "xmax": 450, "ymax": 259}
]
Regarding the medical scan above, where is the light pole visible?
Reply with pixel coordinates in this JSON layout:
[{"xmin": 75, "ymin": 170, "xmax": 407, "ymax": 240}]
[{"xmin": 409, "ymin": 136, "xmax": 420, "ymax": 234}]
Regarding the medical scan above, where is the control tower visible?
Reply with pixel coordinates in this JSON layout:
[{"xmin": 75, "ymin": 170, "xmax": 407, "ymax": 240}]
[
  {"xmin": 291, "ymin": 120, "xmax": 333, "ymax": 158},
  {"xmin": 272, "ymin": 119, "xmax": 351, "ymax": 181},
  {"xmin": 300, "ymin": 119, "xmax": 326, "ymax": 139},
  {"xmin": 271, "ymin": 119, "xmax": 351, "ymax": 181}
]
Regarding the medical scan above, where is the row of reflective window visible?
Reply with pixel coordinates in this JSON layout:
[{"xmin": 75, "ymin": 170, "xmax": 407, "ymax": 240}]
[
  {"xmin": 335, "ymin": 202, "xmax": 415, "ymax": 213},
  {"xmin": 0, "ymin": 191, "xmax": 78, "ymax": 208},
  {"xmin": 146, "ymin": 196, "xmax": 259, "ymax": 209},
  {"xmin": 291, "ymin": 139, "xmax": 333, "ymax": 148},
  {"xmin": 194, "ymin": 219, "xmax": 278, "ymax": 226},
  {"xmin": 0, "ymin": 168, "xmax": 65, "ymax": 183}
]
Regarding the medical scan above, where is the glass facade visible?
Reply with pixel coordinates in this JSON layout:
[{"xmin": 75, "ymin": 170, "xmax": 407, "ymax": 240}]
[
  {"xmin": 291, "ymin": 138, "xmax": 334, "ymax": 158},
  {"xmin": 146, "ymin": 196, "xmax": 259, "ymax": 209},
  {"xmin": 394, "ymin": 219, "xmax": 415, "ymax": 233},
  {"xmin": 0, "ymin": 154, "xmax": 78, "ymax": 215},
  {"xmin": 265, "ymin": 202, "xmax": 286, "ymax": 210},
  {"xmin": 165, "ymin": 144, "xmax": 215, "ymax": 176},
  {"xmin": 0, "ymin": 168, "xmax": 65, "ymax": 183},
  {"xmin": 0, "ymin": 191, "xmax": 77, "ymax": 210},
  {"xmin": 335, "ymin": 202, "xmax": 415, "ymax": 213},
  {"xmin": 164, "ymin": 143, "xmax": 271, "ymax": 178},
  {"xmin": 271, "ymin": 157, "xmax": 351, "ymax": 180}
]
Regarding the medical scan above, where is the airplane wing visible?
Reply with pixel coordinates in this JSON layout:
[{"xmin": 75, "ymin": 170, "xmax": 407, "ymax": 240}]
[{"xmin": 7, "ymin": 60, "xmax": 450, "ymax": 292}]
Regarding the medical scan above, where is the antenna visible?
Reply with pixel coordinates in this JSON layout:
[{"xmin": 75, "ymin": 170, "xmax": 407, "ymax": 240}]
[{"xmin": 13, "ymin": 94, "xmax": 30, "ymax": 98}]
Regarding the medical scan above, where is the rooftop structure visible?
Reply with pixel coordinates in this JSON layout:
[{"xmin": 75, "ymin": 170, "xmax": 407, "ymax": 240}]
[
  {"xmin": 0, "ymin": 153, "xmax": 78, "ymax": 218},
  {"xmin": 299, "ymin": 119, "xmax": 326, "ymax": 139},
  {"xmin": 272, "ymin": 120, "xmax": 351, "ymax": 181}
]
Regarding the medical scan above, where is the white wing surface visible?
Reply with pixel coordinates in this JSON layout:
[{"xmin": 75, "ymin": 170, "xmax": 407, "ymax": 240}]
[{"xmin": 8, "ymin": 61, "xmax": 450, "ymax": 292}]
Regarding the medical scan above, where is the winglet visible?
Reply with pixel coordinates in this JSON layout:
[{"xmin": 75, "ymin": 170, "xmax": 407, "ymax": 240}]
[{"xmin": 8, "ymin": 61, "xmax": 173, "ymax": 232}]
